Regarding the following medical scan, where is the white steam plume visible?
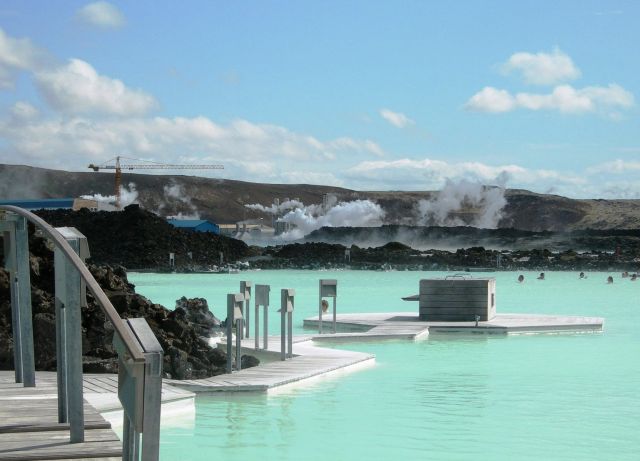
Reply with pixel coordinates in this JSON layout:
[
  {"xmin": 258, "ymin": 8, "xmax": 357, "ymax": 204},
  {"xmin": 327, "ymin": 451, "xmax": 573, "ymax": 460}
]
[
  {"xmin": 244, "ymin": 195, "xmax": 385, "ymax": 241},
  {"xmin": 157, "ymin": 180, "xmax": 200, "ymax": 218},
  {"xmin": 415, "ymin": 178, "xmax": 507, "ymax": 228},
  {"xmin": 81, "ymin": 182, "xmax": 138, "ymax": 208},
  {"xmin": 245, "ymin": 199, "xmax": 304, "ymax": 215},
  {"xmin": 272, "ymin": 197, "xmax": 385, "ymax": 241}
]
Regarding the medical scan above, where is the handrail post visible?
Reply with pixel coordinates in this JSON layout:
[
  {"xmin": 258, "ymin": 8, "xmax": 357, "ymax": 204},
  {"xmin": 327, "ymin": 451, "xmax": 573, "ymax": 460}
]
[
  {"xmin": 54, "ymin": 227, "xmax": 88, "ymax": 443},
  {"xmin": 226, "ymin": 293, "xmax": 244, "ymax": 373},
  {"xmin": 115, "ymin": 319, "xmax": 163, "ymax": 461},
  {"xmin": 280, "ymin": 289, "xmax": 294, "ymax": 361},
  {"xmin": 254, "ymin": 285, "xmax": 270, "ymax": 351},
  {"xmin": 15, "ymin": 216, "xmax": 35, "ymax": 386},
  {"xmin": 2, "ymin": 219, "xmax": 21, "ymax": 383},
  {"xmin": 1, "ymin": 214, "xmax": 35, "ymax": 386},
  {"xmin": 240, "ymin": 281, "xmax": 251, "ymax": 338}
]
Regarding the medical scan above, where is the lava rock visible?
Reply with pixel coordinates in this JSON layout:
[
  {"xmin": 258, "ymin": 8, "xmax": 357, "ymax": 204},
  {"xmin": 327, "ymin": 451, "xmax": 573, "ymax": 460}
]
[{"xmin": 241, "ymin": 354, "xmax": 260, "ymax": 369}]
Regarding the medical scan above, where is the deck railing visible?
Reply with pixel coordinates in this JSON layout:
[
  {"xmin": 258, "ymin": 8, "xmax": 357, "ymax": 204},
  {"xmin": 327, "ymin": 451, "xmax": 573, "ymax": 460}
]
[{"xmin": 0, "ymin": 205, "xmax": 162, "ymax": 461}]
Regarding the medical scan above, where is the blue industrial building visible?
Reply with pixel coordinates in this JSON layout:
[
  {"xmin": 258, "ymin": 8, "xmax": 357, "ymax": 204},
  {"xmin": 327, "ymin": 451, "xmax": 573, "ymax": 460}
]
[
  {"xmin": 167, "ymin": 219, "xmax": 220, "ymax": 235},
  {"xmin": 0, "ymin": 198, "xmax": 76, "ymax": 210}
]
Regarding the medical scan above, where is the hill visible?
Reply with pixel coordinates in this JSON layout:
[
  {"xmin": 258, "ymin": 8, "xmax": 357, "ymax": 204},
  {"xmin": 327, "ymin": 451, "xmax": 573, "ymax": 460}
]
[{"xmin": 1, "ymin": 163, "xmax": 639, "ymax": 231}]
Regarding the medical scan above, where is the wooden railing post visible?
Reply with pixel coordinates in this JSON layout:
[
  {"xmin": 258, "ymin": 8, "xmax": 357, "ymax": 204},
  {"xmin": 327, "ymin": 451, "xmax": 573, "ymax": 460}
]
[
  {"xmin": 55, "ymin": 227, "xmax": 89, "ymax": 443},
  {"xmin": 0, "ymin": 214, "xmax": 35, "ymax": 386}
]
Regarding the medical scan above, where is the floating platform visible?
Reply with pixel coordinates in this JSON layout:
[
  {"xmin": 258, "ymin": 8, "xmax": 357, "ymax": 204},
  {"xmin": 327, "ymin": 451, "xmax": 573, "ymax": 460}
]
[
  {"xmin": 303, "ymin": 312, "xmax": 604, "ymax": 335},
  {"xmin": 166, "ymin": 336, "xmax": 375, "ymax": 393}
]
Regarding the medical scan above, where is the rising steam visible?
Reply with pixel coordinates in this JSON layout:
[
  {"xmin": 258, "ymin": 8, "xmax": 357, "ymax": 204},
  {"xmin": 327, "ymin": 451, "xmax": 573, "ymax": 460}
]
[
  {"xmin": 245, "ymin": 194, "xmax": 385, "ymax": 240},
  {"xmin": 157, "ymin": 180, "xmax": 200, "ymax": 219},
  {"xmin": 415, "ymin": 178, "xmax": 506, "ymax": 228},
  {"xmin": 81, "ymin": 182, "xmax": 139, "ymax": 208}
]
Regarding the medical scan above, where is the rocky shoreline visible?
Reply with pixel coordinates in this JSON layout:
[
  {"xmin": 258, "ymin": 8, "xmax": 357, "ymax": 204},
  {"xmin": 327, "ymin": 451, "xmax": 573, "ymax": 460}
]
[
  {"xmin": 249, "ymin": 241, "xmax": 640, "ymax": 272},
  {"xmin": 0, "ymin": 232, "xmax": 258, "ymax": 379}
]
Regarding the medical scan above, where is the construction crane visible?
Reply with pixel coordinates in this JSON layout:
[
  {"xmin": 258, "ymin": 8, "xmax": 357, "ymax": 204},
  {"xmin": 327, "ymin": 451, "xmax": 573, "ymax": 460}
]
[{"xmin": 88, "ymin": 156, "xmax": 224, "ymax": 209}]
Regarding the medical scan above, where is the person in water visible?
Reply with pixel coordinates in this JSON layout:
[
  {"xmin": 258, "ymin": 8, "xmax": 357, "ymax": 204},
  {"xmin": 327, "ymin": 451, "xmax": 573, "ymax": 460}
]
[
  {"xmin": 622, "ymin": 271, "xmax": 629, "ymax": 278},
  {"xmin": 579, "ymin": 272, "xmax": 586, "ymax": 279},
  {"xmin": 630, "ymin": 273, "xmax": 637, "ymax": 281},
  {"xmin": 537, "ymin": 272, "xmax": 545, "ymax": 280},
  {"xmin": 518, "ymin": 274, "xmax": 524, "ymax": 283},
  {"xmin": 607, "ymin": 276, "xmax": 614, "ymax": 284}
]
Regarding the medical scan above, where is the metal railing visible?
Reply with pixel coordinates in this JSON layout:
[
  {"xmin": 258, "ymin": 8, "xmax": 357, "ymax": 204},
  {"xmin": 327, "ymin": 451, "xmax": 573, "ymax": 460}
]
[{"xmin": 0, "ymin": 205, "xmax": 161, "ymax": 461}]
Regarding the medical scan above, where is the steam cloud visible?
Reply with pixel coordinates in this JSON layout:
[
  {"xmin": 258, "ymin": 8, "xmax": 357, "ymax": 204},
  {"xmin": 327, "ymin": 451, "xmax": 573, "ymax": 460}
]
[
  {"xmin": 245, "ymin": 194, "xmax": 385, "ymax": 241},
  {"xmin": 415, "ymin": 178, "xmax": 506, "ymax": 228},
  {"xmin": 81, "ymin": 182, "xmax": 138, "ymax": 208},
  {"xmin": 245, "ymin": 199, "xmax": 304, "ymax": 215},
  {"xmin": 158, "ymin": 180, "xmax": 200, "ymax": 219}
]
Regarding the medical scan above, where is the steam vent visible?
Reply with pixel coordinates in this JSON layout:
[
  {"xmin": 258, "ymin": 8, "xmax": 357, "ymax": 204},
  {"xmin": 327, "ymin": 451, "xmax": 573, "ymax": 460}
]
[{"xmin": 419, "ymin": 277, "xmax": 496, "ymax": 321}]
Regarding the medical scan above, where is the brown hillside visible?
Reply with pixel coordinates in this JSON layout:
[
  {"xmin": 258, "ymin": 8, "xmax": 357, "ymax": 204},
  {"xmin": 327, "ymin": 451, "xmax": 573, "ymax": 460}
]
[{"xmin": 1, "ymin": 164, "xmax": 639, "ymax": 231}]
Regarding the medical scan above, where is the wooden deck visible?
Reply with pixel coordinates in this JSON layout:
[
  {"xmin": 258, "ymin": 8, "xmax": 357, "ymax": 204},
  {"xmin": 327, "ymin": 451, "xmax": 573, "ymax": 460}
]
[
  {"xmin": 0, "ymin": 371, "xmax": 195, "ymax": 460},
  {"xmin": 166, "ymin": 336, "xmax": 376, "ymax": 393},
  {"xmin": 0, "ymin": 372, "xmax": 122, "ymax": 461},
  {"xmin": 303, "ymin": 311, "xmax": 604, "ymax": 334}
]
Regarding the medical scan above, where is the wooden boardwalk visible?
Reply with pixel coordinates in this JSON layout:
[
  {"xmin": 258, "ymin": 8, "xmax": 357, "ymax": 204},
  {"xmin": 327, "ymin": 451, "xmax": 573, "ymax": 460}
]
[
  {"xmin": 0, "ymin": 371, "xmax": 195, "ymax": 460},
  {"xmin": 303, "ymin": 311, "xmax": 604, "ymax": 334},
  {"xmin": 0, "ymin": 372, "xmax": 122, "ymax": 461},
  {"xmin": 167, "ymin": 336, "xmax": 376, "ymax": 393}
]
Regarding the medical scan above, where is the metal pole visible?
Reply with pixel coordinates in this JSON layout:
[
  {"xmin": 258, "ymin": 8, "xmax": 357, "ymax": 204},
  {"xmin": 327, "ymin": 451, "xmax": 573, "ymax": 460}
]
[
  {"xmin": 287, "ymin": 308, "xmax": 293, "ymax": 359},
  {"xmin": 10, "ymin": 275, "xmax": 23, "ymax": 383},
  {"xmin": 264, "ymin": 304, "xmax": 268, "ymax": 350},
  {"xmin": 280, "ymin": 294, "xmax": 286, "ymax": 361},
  {"xmin": 226, "ymin": 294, "xmax": 233, "ymax": 374},
  {"xmin": 236, "ymin": 318, "xmax": 242, "ymax": 371},
  {"xmin": 254, "ymin": 299, "xmax": 259, "ymax": 351},
  {"xmin": 3, "ymin": 224, "xmax": 22, "ymax": 383},
  {"xmin": 240, "ymin": 281, "xmax": 251, "ymax": 339},
  {"xmin": 318, "ymin": 280, "xmax": 323, "ymax": 335},
  {"xmin": 15, "ymin": 216, "xmax": 35, "ymax": 387},
  {"xmin": 333, "ymin": 297, "xmax": 337, "ymax": 334},
  {"xmin": 245, "ymin": 298, "xmax": 250, "ymax": 338},
  {"xmin": 63, "ymin": 238, "xmax": 85, "ymax": 443},
  {"xmin": 122, "ymin": 413, "xmax": 132, "ymax": 461},
  {"xmin": 55, "ymin": 295, "xmax": 67, "ymax": 422}
]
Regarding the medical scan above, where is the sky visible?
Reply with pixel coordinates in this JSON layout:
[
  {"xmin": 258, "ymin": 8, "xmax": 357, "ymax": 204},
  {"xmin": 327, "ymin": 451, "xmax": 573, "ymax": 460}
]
[{"xmin": 0, "ymin": 0, "xmax": 639, "ymax": 198}]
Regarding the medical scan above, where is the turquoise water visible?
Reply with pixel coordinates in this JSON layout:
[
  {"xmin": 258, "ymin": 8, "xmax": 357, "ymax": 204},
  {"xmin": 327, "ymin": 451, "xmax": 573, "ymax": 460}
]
[{"xmin": 130, "ymin": 270, "xmax": 640, "ymax": 461}]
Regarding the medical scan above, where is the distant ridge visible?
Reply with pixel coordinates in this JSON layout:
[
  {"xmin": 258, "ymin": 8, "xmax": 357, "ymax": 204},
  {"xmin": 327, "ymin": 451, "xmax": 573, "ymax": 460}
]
[{"xmin": 1, "ymin": 163, "xmax": 639, "ymax": 231}]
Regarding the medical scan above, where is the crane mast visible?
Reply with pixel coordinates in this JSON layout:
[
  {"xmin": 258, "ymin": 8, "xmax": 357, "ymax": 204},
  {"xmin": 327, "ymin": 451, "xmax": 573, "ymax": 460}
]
[{"xmin": 88, "ymin": 156, "xmax": 224, "ymax": 209}]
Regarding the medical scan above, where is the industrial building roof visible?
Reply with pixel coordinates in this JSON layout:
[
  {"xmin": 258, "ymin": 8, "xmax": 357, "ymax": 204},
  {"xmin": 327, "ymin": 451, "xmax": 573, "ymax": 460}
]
[
  {"xmin": 0, "ymin": 198, "xmax": 75, "ymax": 209},
  {"xmin": 167, "ymin": 219, "xmax": 211, "ymax": 228}
]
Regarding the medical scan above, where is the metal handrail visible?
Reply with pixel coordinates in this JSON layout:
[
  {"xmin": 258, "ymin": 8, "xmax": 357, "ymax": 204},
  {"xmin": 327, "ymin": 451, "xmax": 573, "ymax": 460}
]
[{"xmin": 0, "ymin": 205, "xmax": 145, "ymax": 364}]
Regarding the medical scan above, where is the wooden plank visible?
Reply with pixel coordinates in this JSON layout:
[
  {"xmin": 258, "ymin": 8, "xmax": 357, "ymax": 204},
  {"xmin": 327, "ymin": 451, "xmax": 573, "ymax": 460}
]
[{"xmin": 0, "ymin": 421, "xmax": 111, "ymax": 434}]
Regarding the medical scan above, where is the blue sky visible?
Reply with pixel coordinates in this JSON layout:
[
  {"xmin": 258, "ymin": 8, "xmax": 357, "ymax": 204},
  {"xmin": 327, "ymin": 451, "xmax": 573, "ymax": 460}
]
[{"xmin": 0, "ymin": 0, "xmax": 639, "ymax": 197}]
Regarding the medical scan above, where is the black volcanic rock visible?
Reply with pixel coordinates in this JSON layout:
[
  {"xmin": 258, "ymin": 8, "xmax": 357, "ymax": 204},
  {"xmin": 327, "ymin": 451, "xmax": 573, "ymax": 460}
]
[
  {"xmin": 34, "ymin": 205, "xmax": 249, "ymax": 270},
  {"xmin": 0, "ymin": 233, "xmax": 254, "ymax": 379}
]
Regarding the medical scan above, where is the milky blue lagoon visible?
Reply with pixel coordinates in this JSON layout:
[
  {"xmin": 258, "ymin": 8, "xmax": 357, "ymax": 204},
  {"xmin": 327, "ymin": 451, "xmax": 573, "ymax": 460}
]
[{"xmin": 129, "ymin": 270, "xmax": 640, "ymax": 461}]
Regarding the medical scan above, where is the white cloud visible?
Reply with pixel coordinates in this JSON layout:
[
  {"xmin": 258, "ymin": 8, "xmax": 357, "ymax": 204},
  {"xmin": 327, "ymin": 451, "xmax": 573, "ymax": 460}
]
[
  {"xmin": 586, "ymin": 159, "xmax": 640, "ymax": 175},
  {"xmin": 466, "ymin": 84, "xmax": 634, "ymax": 114},
  {"xmin": 379, "ymin": 108, "xmax": 414, "ymax": 128},
  {"xmin": 345, "ymin": 158, "xmax": 586, "ymax": 192},
  {"xmin": 0, "ymin": 27, "xmax": 48, "ymax": 88},
  {"xmin": 9, "ymin": 101, "xmax": 39, "ymax": 120},
  {"xmin": 77, "ymin": 2, "xmax": 125, "ymax": 29},
  {"xmin": 35, "ymin": 59, "xmax": 158, "ymax": 115},
  {"xmin": 0, "ymin": 111, "xmax": 385, "ymax": 175},
  {"xmin": 502, "ymin": 48, "xmax": 581, "ymax": 85},
  {"xmin": 465, "ymin": 87, "xmax": 515, "ymax": 113}
]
